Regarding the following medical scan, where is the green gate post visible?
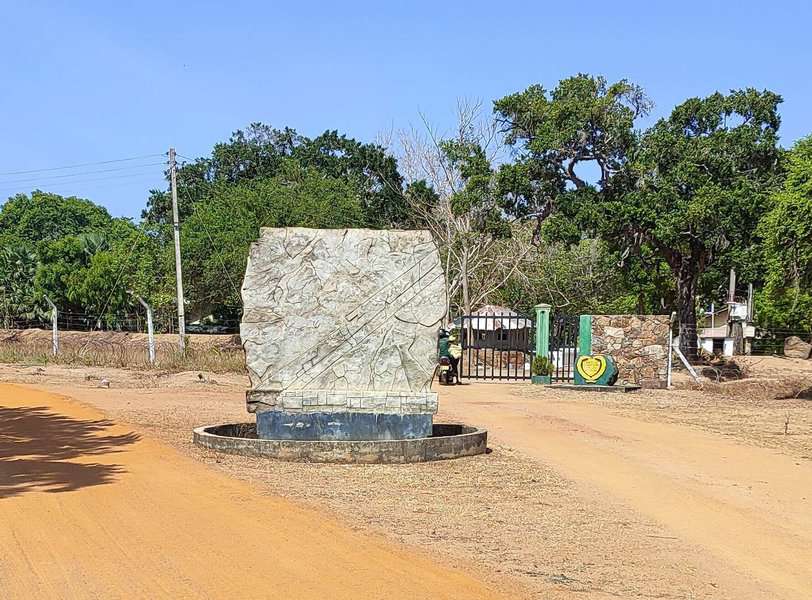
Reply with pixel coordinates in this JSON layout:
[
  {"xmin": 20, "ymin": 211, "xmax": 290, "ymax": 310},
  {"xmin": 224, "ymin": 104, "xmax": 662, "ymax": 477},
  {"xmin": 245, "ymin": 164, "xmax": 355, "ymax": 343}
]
[
  {"xmin": 534, "ymin": 303, "xmax": 551, "ymax": 359},
  {"xmin": 578, "ymin": 314, "xmax": 592, "ymax": 357}
]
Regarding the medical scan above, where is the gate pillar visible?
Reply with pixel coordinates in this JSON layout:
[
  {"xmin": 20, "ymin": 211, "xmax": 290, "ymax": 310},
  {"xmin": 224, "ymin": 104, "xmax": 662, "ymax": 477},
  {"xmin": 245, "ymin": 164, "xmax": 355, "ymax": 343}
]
[
  {"xmin": 579, "ymin": 314, "xmax": 592, "ymax": 356},
  {"xmin": 534, "ymin": 303, "xmax": 551, "ymax": 359}
]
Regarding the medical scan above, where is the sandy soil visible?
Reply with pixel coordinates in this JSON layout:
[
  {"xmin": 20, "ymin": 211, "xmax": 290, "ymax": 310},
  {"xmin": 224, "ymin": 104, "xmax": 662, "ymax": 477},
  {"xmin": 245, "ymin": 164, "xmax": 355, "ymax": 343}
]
[
  {"xmin": 452, "ymin": 384, "xmax": 812, "ymax": 599},
  {"xmin": 1, "ymin": 362, "xmax": 811, "ymax": 599},
  {"xmin": 0, "ymin": 384, "xmax": 512, "ymax": 600}
]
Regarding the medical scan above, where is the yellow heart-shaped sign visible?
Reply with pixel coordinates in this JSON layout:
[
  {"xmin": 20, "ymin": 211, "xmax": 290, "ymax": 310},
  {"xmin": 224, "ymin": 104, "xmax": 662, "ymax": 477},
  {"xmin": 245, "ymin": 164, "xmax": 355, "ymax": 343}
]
[{"xmin": 576, "ymin": 355, "xmax": 607, "ymax": 383}]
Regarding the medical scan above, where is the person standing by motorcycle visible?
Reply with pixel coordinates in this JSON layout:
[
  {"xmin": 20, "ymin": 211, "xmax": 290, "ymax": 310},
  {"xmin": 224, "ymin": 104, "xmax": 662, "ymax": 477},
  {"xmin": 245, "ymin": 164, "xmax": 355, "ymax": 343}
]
[
  {"xmin": 447, "ymin": 329, "xmax": 463, "ymax": 384},
  {"xmin": 437, "ymin": 328, "xmax": 462, "ymax": 385},
  {"xmin": 437, "ymin": 329, "xmax": 452, "ymax": 384}
]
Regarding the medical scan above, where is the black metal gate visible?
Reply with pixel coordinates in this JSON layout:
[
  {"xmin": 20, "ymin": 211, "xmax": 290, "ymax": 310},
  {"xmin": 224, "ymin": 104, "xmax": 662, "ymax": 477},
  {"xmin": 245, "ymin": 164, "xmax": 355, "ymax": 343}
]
[
  {"xmin": 549, "ymin": 315, "xmax": 579, "ymax": 382},
  {"xmin": 458, "ymin": 313, "xmax": 535, "ymax": 380}
]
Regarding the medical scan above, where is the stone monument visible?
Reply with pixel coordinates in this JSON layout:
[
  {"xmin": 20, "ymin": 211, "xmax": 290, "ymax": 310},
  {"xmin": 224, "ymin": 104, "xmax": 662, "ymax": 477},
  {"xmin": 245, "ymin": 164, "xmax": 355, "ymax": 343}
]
[{"xmin": 240, "ymin": 227, "xmax": 447, "ymax": 441}]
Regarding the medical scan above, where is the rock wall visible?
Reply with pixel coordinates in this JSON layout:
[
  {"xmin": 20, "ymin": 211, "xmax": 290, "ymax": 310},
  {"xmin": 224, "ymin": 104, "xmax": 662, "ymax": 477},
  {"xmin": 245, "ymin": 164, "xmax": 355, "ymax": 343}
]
[
  {"xmin": 240, "ymin": 228, "xmax": 447, "ymax": 418},
  {"xmin": 591, "ymin": 315, "xmax": 670, "ymax": 388}
]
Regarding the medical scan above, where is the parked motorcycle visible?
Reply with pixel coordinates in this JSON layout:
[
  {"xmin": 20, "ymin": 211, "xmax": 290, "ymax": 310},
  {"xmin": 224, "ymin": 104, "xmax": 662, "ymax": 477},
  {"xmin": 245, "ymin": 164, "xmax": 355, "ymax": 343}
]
[{"xmin": 438, "ymin": 355, "xmax": 454, "ymax": 385}]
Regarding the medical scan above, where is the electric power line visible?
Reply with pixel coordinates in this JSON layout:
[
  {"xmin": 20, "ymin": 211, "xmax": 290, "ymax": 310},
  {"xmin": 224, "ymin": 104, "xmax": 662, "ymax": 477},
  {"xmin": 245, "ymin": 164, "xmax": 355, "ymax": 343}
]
[
  {"xmin": 0, "ymin": 172, "xmax": 167, "ymax": 197},
  {"xmin": 0, "ymin": 161, "xmax": 166, "ymax": 187},
  {"xmin": 0, "ymin": 153, "xmax": 165, "ymax": 176}
]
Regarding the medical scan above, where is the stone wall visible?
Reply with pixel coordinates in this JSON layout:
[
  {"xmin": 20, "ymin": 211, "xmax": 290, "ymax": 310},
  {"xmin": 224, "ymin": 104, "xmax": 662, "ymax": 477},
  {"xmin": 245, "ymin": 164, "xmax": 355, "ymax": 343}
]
[{"xmin": 591, "ymin": 315, "xmax": 670, "ymax": 388}]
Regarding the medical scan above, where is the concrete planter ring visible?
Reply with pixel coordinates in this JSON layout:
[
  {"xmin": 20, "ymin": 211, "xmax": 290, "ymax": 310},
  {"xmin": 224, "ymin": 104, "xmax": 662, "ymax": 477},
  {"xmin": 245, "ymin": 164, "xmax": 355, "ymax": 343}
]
[{"xmin": 194, "ymin": 422, "xmax": 488, "ymax": 464}]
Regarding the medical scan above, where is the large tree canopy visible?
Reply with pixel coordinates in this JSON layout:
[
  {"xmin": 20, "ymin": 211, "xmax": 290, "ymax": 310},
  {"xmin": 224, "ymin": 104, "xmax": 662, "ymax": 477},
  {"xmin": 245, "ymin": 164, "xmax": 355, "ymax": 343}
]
[
  {"xmin": 493, "ymin": 74, "xmax": 652, "ymax": 242},
  {"xmin": 0, "ymin": 191, "xmax": 147, "ymax": 323},
  {"xmin": 0, "ymin": 190, "xmax": 113, "ymax": 246},
  {"xmin": 143, "ymin": 123, "xmax": 407, "ymax": 229},
  {"xmin": 180, "ymin": 163, "xmax": 366, "ymax": 319},
  {"xmin": 597, "ymin": 89, "xmax": 783, "ymax": 356},
  {"xmin": 758, "ymin": 135, "xmax": 812, "ymax": 331}
]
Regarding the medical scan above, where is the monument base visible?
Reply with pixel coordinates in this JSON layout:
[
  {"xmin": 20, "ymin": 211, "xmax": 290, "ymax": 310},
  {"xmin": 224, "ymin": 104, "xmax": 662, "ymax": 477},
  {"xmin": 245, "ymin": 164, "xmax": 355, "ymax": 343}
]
[
  {"xmin": 193, "ymin": 422, "xmax": 488, "ymax": 464},
  {"xmin": 552, "ymin": 383, "xmax": 640, "ymax": 393},
  {"xmin": 256, "ymin": 410, "xmax": 433, "ymax": 441}
]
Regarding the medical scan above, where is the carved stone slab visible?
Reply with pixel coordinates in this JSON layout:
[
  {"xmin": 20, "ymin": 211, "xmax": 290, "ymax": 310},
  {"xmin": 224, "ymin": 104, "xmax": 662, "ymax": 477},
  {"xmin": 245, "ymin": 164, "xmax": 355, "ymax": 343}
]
[{"xmin": 241, "ymin": 228, "xmax": 447, "ymax": 423}]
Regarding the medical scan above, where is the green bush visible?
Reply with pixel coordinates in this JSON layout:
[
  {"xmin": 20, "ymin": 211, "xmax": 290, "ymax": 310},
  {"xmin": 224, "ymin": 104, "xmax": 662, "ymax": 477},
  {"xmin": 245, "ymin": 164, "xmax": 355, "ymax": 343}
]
[{"xmin": 532, "ymin": 355, "xmax": 553, "ymax": 376}]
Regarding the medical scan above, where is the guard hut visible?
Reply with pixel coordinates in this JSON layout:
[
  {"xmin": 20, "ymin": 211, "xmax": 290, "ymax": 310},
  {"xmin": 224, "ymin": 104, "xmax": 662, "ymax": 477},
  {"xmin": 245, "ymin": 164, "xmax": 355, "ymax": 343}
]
[
  {"xmin": 456, "ymin": 305, "xmax": 533, "ymax": 349},
  {"xmin": 455, "ymin": 305, "xmax": 534, "ymax": 380}
]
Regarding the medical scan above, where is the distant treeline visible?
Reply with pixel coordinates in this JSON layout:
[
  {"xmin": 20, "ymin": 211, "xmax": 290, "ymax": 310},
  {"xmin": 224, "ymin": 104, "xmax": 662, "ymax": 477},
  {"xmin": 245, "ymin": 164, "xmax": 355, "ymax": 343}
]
[{"xmin": 1, "ymin": 74, "xmax": 810, "ymax": 358}]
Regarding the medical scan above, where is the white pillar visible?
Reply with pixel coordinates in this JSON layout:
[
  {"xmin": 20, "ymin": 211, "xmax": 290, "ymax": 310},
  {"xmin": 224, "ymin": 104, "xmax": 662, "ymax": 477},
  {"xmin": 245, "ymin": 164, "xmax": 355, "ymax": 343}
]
[
  {"xmin": 131, "ymin": 293, "xmax": 156, "ymax": 365},
  {"xmin": 43, "ymin": 295, "xmax": 58, "ymax": 357}
]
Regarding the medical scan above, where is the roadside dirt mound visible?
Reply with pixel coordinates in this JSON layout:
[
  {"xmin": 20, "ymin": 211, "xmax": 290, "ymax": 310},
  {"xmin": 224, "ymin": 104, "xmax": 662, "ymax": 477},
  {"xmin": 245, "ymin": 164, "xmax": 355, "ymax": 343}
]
[
  {"xmin": 698, "ymin": 377, "xmax": 811, "ymax": 400},
  {"xmin": 0, "ymin": 328, "xmax": 241, "ymax": 351},
  {"xmin": 0, "ymin": 329, "xmax": 245, "ymax": 372}
]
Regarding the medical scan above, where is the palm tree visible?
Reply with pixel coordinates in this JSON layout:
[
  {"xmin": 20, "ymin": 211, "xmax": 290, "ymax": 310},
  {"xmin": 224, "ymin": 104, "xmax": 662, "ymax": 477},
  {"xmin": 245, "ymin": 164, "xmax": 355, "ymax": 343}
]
[{"xmin": 0, "ymin": 245, "xmax": 45, "ymax": 326}]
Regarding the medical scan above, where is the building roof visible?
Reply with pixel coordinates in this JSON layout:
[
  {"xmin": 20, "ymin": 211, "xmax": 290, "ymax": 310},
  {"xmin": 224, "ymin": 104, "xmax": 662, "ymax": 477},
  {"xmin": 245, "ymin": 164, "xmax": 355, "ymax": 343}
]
[
  {"xmin": 471, "ymin": 304, "xmax": 519, "ymax": 316},
  {"xmin": 454, "ymin": 304, "xmax": 532, "ymax": 330}
]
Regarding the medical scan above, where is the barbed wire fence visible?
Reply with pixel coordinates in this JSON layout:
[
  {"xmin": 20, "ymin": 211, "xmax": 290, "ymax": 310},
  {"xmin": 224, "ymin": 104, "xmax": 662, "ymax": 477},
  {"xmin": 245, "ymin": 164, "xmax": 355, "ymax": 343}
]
[
  {"xmin": 0, "ymin": 295, "xmax": 244, "ymax": 370},
  {"xmin": 0, "ymin": 308, "xmax": 241, "ymax": 335}
]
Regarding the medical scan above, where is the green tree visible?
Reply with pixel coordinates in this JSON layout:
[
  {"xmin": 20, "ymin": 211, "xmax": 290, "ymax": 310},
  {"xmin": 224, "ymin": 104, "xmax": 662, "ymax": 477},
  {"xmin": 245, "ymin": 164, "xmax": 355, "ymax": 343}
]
[
  {"xmin": 491, "ymin": 236, "xmax": 670, "ymax": 317},
  {"xmin": 143, "ymin": 123, "xmax": 407, "ymax": 228},
  {"xmin": 180, "ymin": 164, "xmax": 366, "ymax": 319},
  {"xmin": 294, "ymin": 130, "xmax": 407, "ymax": 227},
  {"xmin": 0, "ymin": 190, "xmax": 113, "ymax": 245},
  {"xmin": 758, "ymin": 135, "xmax": 812, "ymax": 331},
  {"xmin": 493, "ymin": 74, "xmax": 652, "ymax": 242},
  {"xmin": 0, "ymin": 245, "xmax": 41, "ymax": 324},
  {"xmin": 33, "ymin": 235, "xmax": 88, "ymax": 312},
  {"xmin": 0, "ymin": 191, "xmax": 159, "ymax": 325},
  {"xmin": 32, "ymin": 218, "xmax": 147, "ymax": 321},
  {"xmin": 599, "ymin": 89, "xmax": 783, "ymax": 357}
]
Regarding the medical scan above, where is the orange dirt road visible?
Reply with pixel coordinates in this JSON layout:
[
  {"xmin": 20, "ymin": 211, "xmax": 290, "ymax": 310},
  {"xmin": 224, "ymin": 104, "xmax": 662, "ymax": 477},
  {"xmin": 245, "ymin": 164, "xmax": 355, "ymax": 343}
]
[
  {"xmin": 0, "ymin": 385, "xmax": 509, "ymax": 600},
  {"xmin": 440, "ymin": 384, "xmax": 812, "ymax": 600}
]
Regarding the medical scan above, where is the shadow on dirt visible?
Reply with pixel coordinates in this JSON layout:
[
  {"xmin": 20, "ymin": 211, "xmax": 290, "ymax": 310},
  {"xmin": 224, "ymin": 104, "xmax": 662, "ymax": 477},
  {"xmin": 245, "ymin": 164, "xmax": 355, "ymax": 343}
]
[{"xmin": 0, "ymin": 406, "xmax": 140, "ymax": 499}]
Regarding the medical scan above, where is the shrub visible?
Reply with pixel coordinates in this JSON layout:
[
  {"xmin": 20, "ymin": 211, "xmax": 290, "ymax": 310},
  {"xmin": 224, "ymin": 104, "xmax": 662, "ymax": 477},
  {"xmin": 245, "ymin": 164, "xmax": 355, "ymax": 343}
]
[{"xmin": 532, "ymin": 355, "xmax": 553, "ymax": 376}]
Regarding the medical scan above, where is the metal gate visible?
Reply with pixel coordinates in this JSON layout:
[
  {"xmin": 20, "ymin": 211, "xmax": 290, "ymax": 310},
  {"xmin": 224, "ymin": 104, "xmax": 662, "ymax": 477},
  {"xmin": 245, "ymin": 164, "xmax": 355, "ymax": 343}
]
[
  {"xmin": 549, "ymin": 315, "xmax": 579, "ymax": 382},
  {"xmin": 458, "ymin": 313, "xmax": 535, "ymax": 380}
]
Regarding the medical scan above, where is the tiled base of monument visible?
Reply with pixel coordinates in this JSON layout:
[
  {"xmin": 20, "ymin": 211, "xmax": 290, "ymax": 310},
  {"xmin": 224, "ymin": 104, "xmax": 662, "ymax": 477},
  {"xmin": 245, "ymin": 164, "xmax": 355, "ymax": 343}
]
[
  {"xmin": 248, "ymin": 390, "xmax": 439, "ymax": 441},
  {"xmin": 256, "ymin": 410, "xmax": 433, "ymax": 441},
  {"xmin": 246, "ymin": 390, "xmax": 438, "ymax": 414},
  {"xmin": 193, "ymin": 423, "xmax": 488, "ymax": 464}
]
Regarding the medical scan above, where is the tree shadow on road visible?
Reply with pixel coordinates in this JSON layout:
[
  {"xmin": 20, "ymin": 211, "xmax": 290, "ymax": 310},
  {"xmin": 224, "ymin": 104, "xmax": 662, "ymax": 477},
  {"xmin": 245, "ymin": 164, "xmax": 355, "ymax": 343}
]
[{"xmin": 0, "ymin": 406, "xmax": 140, "ymax": 499}]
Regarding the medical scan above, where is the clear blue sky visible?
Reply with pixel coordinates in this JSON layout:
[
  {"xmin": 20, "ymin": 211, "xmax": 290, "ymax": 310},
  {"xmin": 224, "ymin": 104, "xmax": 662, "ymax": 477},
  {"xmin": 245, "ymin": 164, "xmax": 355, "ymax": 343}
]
[{"xmin": 1, "ymin": 0, "xmax": 810, "ymax": 219}]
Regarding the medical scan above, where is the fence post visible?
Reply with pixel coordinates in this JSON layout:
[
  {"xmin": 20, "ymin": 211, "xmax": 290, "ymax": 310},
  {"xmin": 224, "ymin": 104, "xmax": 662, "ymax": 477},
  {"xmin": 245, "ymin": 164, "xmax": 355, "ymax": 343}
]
[
  {"xmin": 578, "ymin": 315, "xmax": 592, "ymax": 357},
  {"xmin": 534, "ymin": 303, "xmax": 551, "ymax": 360},
  {"xmin": 43, "ymin": 295, "xmax": 58, "ymax": 357},
  {"xmin": 130, "ymin": 292, "xmax": 156, "ymax": 365},
  {"xmin": 667, "ymin": 311, "xmax": 676, "ymax": 388}
]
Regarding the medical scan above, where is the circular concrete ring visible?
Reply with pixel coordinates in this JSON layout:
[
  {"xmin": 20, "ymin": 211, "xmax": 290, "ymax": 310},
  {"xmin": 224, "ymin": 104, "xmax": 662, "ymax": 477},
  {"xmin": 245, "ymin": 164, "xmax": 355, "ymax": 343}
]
[{"xmin": 193, "ymin": 423, "xmax": 488, "ymax": 464}]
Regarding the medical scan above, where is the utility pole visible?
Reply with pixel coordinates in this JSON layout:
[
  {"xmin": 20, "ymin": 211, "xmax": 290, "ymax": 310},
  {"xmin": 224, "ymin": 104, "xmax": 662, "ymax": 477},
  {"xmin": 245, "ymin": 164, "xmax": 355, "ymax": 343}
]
[
  {"xmin": 169, "ymin": 148, "xmax": 186, "ymax": 354},
  {"xmin": 728, "ymin": 268, "xmax": 737, "ymax": 304}
]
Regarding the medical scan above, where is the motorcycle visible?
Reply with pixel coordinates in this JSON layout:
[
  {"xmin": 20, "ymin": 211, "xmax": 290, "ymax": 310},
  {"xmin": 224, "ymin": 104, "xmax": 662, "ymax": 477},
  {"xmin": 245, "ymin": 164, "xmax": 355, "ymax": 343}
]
[
  {"xmin": 438, "ymin": 355, "xmax": 461, "ymax": 385},
  {"xmin": 438, "ymin": 356, "xmax": 453, "ymax": 385}
]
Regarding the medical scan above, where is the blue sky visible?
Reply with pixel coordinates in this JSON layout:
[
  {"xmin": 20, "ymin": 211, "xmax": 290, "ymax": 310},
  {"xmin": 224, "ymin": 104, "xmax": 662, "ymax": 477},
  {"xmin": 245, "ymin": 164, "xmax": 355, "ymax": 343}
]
[{"xmin": 1, "ymin": 0, "xmax": 810, "ymax": 219}]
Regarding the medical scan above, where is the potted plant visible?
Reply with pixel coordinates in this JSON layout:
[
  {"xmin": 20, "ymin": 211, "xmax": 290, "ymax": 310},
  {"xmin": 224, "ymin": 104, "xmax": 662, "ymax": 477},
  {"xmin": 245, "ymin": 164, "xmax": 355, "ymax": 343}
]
[{"xmin": 531, "ymin": 355, "xmax": 553, "ymax": 384}]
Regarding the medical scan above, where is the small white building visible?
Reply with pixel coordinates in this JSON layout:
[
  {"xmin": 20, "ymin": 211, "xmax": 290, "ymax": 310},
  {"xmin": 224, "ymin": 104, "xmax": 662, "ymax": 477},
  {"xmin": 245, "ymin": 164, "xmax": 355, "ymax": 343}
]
[
  {"xmin": 453, "ymin": 305, "xmax": 533, "ymax": 350},
  {"xmin": 698, "ymin": 301, "xmax": 755, "ymax": 357}
]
